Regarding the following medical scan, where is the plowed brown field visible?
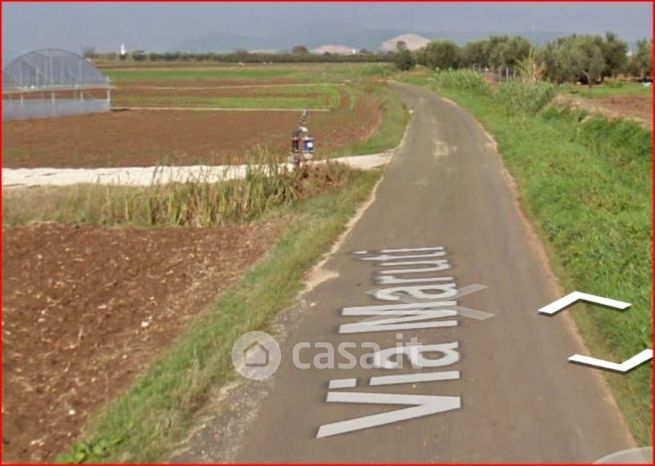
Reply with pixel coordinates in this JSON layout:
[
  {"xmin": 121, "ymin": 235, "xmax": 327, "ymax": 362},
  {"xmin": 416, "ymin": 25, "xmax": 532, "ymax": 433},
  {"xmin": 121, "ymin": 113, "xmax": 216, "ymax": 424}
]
[
  {"xmin": 555, "ymin": 93, "xmax": 652, "ymax": 125},
  {"xmin": 3, "ymin": 84, "xmax": 381, "ymax": 168},
  {"xmin": 2, "ymin": 220, "xmax": 288, "ymax": 462}
]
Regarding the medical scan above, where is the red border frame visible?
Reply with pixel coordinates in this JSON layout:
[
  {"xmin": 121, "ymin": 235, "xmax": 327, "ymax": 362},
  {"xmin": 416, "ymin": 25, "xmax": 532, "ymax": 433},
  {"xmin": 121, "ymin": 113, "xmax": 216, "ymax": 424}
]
[{"xmin": 0, "ymin": 1, "xmax": 652, "ymax": 465}]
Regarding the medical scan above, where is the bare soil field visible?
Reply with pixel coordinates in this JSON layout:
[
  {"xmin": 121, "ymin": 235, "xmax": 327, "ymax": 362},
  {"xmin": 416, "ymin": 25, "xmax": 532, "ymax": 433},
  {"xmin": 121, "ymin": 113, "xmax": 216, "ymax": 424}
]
[
  {"xmin": 2, "ymin": 89, "xmax": 381, "ymax": 168},
  {"xmin": 555, "ymin": 93, "xmax": 653, "ymax": 125},
  {"xmin": 2, "ymin": 220, "xmax": 288, "ymax": 463}
]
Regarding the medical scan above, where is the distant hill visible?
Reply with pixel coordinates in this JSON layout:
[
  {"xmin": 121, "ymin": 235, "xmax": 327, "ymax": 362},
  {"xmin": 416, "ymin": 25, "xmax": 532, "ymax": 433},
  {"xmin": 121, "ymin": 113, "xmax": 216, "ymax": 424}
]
[
  {"xmin": 175, "ymin": 23, "xmax": 417, "ymax": 52},
  {"xmin": 381, "ymin": 34, "xmax": 431, "ymax": 52},
  {"xmin": 173, "ymin": 23, "xmax": 573, "ymax": 53}
]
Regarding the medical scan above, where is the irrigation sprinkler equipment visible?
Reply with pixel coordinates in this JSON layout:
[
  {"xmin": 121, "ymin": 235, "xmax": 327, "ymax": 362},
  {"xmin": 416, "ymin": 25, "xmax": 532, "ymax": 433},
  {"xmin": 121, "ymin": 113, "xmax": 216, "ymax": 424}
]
[{"xmin": 289, "ymin": 109, "xmax": 315, "ymax": 168}]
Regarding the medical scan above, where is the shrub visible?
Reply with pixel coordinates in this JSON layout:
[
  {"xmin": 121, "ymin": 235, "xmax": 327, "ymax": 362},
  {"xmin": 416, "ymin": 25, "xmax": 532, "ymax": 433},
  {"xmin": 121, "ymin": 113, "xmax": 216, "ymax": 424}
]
[
  {"xmin": 394, "ymin": 48, "xmax": 416, "ymax": 71},
  {"xmin": 432, "ymin": 69, "xmax": 491, "ymax": 95},
  {"xmin": 495, "ymin": 80, "xmax": 556, "ymax": 114},
  {"xmin": 3, "ymin": 154, "xmax": 355, "ymax": 228}
]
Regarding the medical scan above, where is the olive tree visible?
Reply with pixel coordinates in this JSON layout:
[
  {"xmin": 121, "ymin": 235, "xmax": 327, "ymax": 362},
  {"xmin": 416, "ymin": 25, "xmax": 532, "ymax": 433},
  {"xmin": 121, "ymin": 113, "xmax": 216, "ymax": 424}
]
[
  {"xmin": 394, "ymin": 45, "xmax": 415, "ymax": 71},
  {"xmin": 629, "ymin": 39, "xmax": 653, "ymax": 79},
  {"xmin": 596, "ymin": 32, "xmax": 628, "ymax": 79},
  {"xmin": 419, "ymin": 40, "xmax": 460, "ymax": 70},
  {"xmin": 462, "ymin": 40, "xmax": 490, "ymax": 68},
  {"xmin": 540, "ymin": 35, "xmax": 605, "ymax": 86},
  {"xmin": 489, "ymin": 36, "xmax": 531, "ymax": 70}
]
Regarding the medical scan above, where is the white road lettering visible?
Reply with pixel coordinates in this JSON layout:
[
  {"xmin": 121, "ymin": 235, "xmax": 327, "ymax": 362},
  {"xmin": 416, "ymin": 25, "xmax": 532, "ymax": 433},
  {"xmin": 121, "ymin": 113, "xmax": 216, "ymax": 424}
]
[
  {"xmin": 316, "ymin": 392, "xmax": 461, "ymax": 438},
  {"xmin": 317, "ymin": 246, "xmax": 467, "ymax": 439},
  {"xmin": 376, "ymin": 275, "xmax": 454, "ymax": 285},
  {"xmin": 328, "ymin": 378, "xmax": 358, "ymax": 389},
  {"xmin": 359, "ymin": 250, "xmax": 447, "ymax": 262},
  {"xmin": 369, "ymin": 371, "xmax": 460, "ymax": 386},
  {"xmin": 379, "ymin": 260, "xmax": 450, "ymax": 274},
  {"xmin": 339, "ymin": 302, "xmax": 457, "ymax": 334},
  {"xmin": 373, "ymin": 342, "xmax": 460, "ymax": 369},
  {"xmin": 372, "ymin": 283, "xmax": 458, "ymax": 301},
  {"xmin": 380, "ymin": 247, "xmax": 446, "ymax": 253}
]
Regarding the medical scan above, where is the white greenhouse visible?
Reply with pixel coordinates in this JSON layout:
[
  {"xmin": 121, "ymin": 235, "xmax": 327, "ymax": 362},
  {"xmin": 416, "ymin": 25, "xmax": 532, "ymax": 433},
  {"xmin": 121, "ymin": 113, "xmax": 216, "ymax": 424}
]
[{"xmin": 2, "ymin": 49, "xmax": 111, "ymax": 121}]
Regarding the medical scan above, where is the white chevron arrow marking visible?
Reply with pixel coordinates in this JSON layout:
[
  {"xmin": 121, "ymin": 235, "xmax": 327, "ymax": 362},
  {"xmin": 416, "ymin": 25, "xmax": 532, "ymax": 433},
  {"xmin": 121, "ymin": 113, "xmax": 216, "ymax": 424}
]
[
  {"xmin": 538, "ymin": 291, "xmax": 630, "ymax": 315},
  {"xmin": 568, "ymin": 349, "xmax": 653, "ymax": 373}
]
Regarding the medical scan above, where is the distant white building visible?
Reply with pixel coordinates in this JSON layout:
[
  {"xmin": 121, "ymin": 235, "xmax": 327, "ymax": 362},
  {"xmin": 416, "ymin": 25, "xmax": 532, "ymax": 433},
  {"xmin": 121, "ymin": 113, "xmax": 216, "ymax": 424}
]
[
  {"xmin": 312, "ymin": 45, "xmax": 357, "ymax": 55},
  {"xmin": 119, "ymin": 44, "xmax": 127, "ymax": 57},
  {"xmin": 381, "ymin": 34, "xmax": 431, "ymax": 52}
]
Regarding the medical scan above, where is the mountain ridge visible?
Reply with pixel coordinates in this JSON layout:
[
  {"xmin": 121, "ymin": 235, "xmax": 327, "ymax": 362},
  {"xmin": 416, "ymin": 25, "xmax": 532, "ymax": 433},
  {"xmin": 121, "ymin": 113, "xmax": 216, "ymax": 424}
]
[{"xmin": 173, "ymin": 24, "xmax": 571, "ymax": 53}]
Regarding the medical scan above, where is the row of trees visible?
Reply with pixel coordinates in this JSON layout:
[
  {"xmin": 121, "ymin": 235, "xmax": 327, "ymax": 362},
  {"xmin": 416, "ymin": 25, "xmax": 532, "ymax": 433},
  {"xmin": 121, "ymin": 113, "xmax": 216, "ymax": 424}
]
[
  {"xmin": 539, "ymin": 33, "xmax": 650, "ymax": 83},
  {"xmin": 86, "ymin": 32, "xmax": 651, "ymax": 83},
  {"xmin": 88, "ymin": 48, "xmax": 396, "ymax": 64},
  {"xmin": 395, "ymin": 33, "xmax": 652, "ymax": 83}
]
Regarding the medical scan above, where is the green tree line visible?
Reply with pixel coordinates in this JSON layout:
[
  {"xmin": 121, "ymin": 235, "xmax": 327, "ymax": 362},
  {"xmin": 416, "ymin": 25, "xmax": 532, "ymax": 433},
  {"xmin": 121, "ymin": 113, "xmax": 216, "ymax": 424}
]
[
  {"xmin": 396, "ymin": 33, "xmax": 652, "ymax": 83},
  {"xmin": 93, "ymin": 48, "xmax": 395, "ymax": 64},
  {"xmin": 91, "ymin": 32, "xmax": 652, "ymax": 83}
]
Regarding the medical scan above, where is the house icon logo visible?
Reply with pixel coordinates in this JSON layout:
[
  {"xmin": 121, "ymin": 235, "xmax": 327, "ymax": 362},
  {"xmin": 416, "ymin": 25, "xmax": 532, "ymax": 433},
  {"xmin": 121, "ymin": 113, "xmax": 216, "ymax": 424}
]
[
  {"xmin": 244, "ymin": 341, "xmax": 270, "ymax": 367},
  {"xmin": 231, "ymin": 331, "xmax": 281, "ymax": 380}
]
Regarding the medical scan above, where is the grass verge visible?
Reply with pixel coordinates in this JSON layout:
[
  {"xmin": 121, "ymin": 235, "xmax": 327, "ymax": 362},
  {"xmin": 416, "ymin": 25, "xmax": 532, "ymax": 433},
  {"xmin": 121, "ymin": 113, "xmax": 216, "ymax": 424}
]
[
  {"xmin": 562, "ymin": 80, "xmax": 652, "ymax": 98},
  {"xmin": 104, "ymin": 63, "xmax": 396, "ymax": 85},
  {"xmin": 113, "ymin": 86, "xmax": 342, "ymax": 110},
  {"xmin": 55, "ymin": 168, "xmax": 381, "ymax": 463},
  {"xmin": 398, "ymin": 71, "xmax": 652, "ymax": 445},
  {"xmin": 347, "ymin": 80, "xmax": 409, "ymax": 155},
  {"xmin": 105, "ymin": 67, "xmax": 298, "ymax": 82},
  {"xmin": 3, "ymin": 158, "xmax": 355, "ymax": 228}
]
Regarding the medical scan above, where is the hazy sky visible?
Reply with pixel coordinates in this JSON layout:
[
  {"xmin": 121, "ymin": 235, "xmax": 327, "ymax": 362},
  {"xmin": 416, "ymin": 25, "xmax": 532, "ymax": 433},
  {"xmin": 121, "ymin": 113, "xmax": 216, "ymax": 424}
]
[{"xmin": 3, "ymin": 2, "xmax": 652, "ymax": 56}]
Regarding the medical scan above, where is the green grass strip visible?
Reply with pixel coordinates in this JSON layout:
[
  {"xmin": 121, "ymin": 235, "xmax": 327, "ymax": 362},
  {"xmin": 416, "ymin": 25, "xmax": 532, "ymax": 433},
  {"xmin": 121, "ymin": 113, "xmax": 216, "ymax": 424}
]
[
  {"xmin": 105, "ymin": 63, "xmax": 395, "ymax": 84},
  {"xmin": 113, "ymin": 94, "xmax": 340, "ymax": 110},
  {"xmin": 105, "ymin": 68, "xmax": 298, "ymax": 82},
  {"xmin": 347, "ymin": 82, "xmax": 409, "ymax": 156},
  {"xmin": 56, "ymin": 169, "xmax": 380, "ymax": 463},
  {"xmin": 562, "ymin": 81, "xmax": 652, "ymax": 98}
]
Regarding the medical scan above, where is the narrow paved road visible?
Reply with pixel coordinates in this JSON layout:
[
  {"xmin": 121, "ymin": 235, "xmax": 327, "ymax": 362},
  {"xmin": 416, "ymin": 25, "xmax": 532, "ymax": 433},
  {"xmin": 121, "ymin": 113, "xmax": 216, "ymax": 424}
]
[{"xmin": 173, "ymin": 83, "xmax": 635, "ymax": 463}]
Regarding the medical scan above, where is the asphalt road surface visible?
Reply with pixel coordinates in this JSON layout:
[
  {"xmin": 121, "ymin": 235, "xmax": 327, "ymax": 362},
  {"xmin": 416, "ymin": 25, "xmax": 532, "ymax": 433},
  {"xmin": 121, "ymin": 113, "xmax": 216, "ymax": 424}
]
[{"xmin": 172, "ymin": 83, "xmax": 636, "ymax": 463}]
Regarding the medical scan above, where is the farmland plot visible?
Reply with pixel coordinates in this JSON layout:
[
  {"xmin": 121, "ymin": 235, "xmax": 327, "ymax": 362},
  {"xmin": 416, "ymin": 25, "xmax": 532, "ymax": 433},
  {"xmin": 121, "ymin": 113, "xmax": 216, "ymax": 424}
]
[
  {"xmin": 1, "ymin": 64, "xmax": 399, "ymax": 463},
  {"xmin": 1, "ymin": 221, "xmax": 287, "ymax": 463},
  {"xmin": 557, "ymin": 80, "xmax": 653, "ymax": 125},
  {"xmin": 3, "ymin": 64, "xmax": 391, "ymax": 168},
  {"xmin": 1, "ymin": 155, "xmax": 381, "ymax": 463}
]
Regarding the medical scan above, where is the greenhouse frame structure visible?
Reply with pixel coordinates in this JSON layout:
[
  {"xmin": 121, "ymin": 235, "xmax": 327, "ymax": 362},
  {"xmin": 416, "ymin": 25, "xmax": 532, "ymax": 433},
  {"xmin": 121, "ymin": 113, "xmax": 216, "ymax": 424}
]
[{"xmin": 2, "ymin": 49, "xmax": 111, "ymax": 120}]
